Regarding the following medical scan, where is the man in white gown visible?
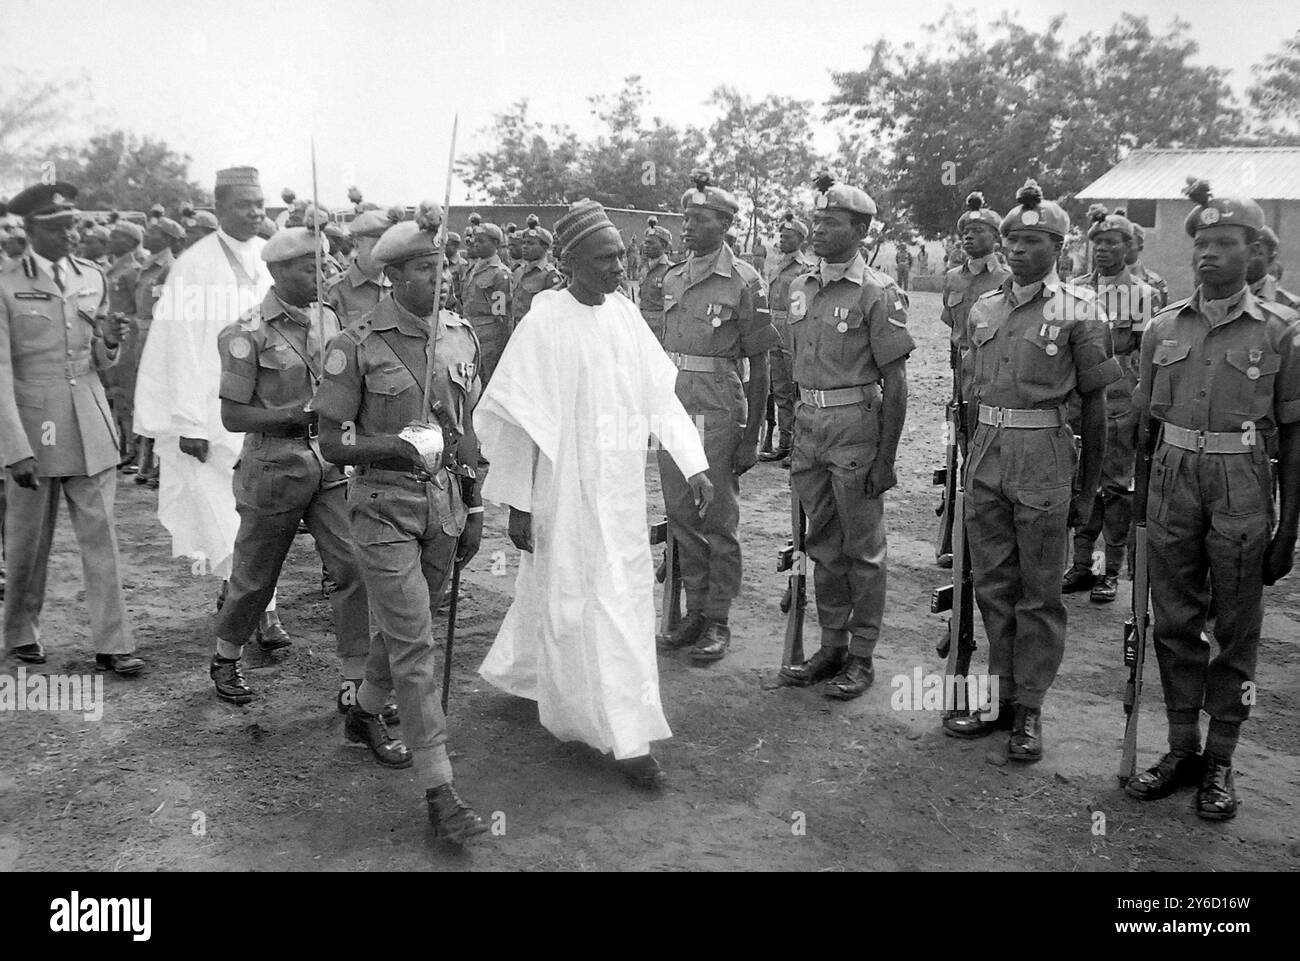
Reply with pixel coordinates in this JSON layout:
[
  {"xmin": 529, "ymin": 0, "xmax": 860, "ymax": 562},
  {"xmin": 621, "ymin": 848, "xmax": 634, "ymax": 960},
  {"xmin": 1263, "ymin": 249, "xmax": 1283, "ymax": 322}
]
[{"xmin": 475, "ymin": 200, "xmax": 714, "ymax": 786}]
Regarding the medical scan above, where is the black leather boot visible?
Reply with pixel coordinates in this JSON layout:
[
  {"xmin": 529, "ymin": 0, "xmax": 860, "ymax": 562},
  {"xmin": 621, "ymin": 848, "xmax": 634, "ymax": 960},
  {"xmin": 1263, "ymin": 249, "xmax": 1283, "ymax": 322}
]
[{"xmin": 1008, "ymin": 704, "xmax": 1043, "ymax": 762}]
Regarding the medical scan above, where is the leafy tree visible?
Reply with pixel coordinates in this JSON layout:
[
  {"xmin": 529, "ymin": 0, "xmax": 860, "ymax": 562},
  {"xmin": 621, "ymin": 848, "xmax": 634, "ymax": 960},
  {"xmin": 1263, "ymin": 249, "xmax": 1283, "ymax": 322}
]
[
  {"xmin": 457, "ymin": 99, "xmax": 581, "ymax": 204},
  {"xmin": 0, "ymin": 78, "xmax": 82, "ymax": 195},
  {"xmin": 46, "ymin": 130, "xmax": 209, "ymax": 212},
  {"xmin": 1248, "ymin": 30, "xmax": 1300, "ymax": 136}
]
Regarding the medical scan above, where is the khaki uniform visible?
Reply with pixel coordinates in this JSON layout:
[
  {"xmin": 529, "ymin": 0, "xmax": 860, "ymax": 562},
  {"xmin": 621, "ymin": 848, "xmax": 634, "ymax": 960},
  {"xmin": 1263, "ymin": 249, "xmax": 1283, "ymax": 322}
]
[
  {"xmin": 0, "ymin": 253, "xmax": 134, "ymax": 655},
  {"xmin": 461, "ymin": 254, "xmax": 512, "ymax": 385},
  {"xmin": 1131, "ymin": 262, "xmax": 1169, "ymax": 311},
  {"xmin": 657, "ymin": 243, "xmax": 778, "ymax": 620},
  {"xmin": 325, "ymin": 262, "xmax": 391, "ymax": 328},
  {"xmin": 315, "ymin": 293, "xmax": 483, "ymax": 772},
  {"xmin": 1251, "ymin": 274, "xmax": 1300, "ymax": 310},
  {"xmin": 788, "ymin": 254, "xmax": 914, "ymax": 655},
  {"xmin": 965, "ymin": 274, "xmax": 1121, "ymax": 708},
  {"xmin": 213, "ymin": 289, "xmax": 369, "ymax": 665},
  {"xmin": 511, "ymin": 259, "xmax": 564, "ymax": 322},
  {"xmin": 1133, "ymin": 287, "xmax": 1300, "ymax": 732},
  {"xmin": 100, "ymin": 251, "xmax": 141, "ymax": 453},
  {"xmin": 940, "ymin": 254, "xmax": 1011, "ymax": 394},
  {"xmin": 638, "ymin": 254, "xmax": 672, "ymax": 343},
  {"xmin": 768, "ymin": 250, "xmax": 815, "ymax": 451}
]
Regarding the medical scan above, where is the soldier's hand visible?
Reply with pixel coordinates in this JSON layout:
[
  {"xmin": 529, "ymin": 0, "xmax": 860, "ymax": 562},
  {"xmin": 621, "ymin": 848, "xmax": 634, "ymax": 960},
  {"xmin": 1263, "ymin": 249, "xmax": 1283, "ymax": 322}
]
[
  {"xmin": 687, "ymin": 471, "xmax": 714, "ymax": 518},
  {"xmin": 104, "ymin": 312, "xmax": 131, "ymax": 346},
  {"xmin": 179, "ymin": 437, "xmax": 209, "ymax": 462},
  {"xmin": 8, "ymin": 457, "xmax": 40, "ymax": 489},
  {"xmin": 1068, "ymin": 491, "xmax": 1093, "ymax": 530},
  {"xmin": 457, "ymin": 512, "xmax": 484, "ymax": 565},
  {"xmin": 864, "ymin": 460, "xmax": 898, "ymax": 499},
  {"xmin": 732, "ymin": 437, "xmax": 759, "ymax": 476},
  {"xmin": 508, "ymin": 508, "xmax": 534, "ymax": 554},
  {"xmin": 1263, "ymin": 530, "xmax": 1297, "ymax": 586}
]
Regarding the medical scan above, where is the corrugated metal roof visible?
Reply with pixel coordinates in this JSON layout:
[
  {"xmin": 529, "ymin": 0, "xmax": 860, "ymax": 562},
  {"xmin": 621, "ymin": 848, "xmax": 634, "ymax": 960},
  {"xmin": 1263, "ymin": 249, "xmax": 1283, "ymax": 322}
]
[{"xmin": 1078, "ymin": 148, "xmax": 1300, "ymax": 201}]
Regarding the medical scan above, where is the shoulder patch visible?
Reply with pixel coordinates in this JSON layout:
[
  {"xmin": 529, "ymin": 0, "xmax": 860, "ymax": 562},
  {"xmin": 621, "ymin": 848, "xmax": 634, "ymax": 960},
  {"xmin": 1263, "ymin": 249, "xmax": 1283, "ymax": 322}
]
[
  {"xmin": 324, "ymin": 348, "xmax": 348, "ymax": 375},
  {"xmin": 228, "ymin": 335, "xmax": 251, "ymax": 359}
]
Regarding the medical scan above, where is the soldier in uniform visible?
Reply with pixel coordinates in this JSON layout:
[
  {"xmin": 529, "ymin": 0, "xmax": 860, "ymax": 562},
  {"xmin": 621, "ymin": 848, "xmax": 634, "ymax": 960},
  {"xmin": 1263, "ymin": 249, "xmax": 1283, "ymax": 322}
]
[
  {"xmin": 79, "ymin": 225, "xmax": 110, "ymax": 268},
  {"xmin": 894, "ymin": 241, "xmax": 913, "ymax": 292},
  {"xmin": 1126, "ymin": 222, "xmax": 1169, "ymax": 310},
  {"xmin": 0, "ymin": 182, "xmax": 143, "ymax": 674},
  {"xmin": 758, "ymin": 211, "xmax": 814, "ymax": 465},
  {"xmin": 462, "ymin": 221, "xmax": 513, "ymax": 385},
  {"xmin": 511, "ymin": 214, "xmax": 564, "ymax": 321},
  {"xmin": 655, "ymin": 172, "xmax": 779, "ymax": 663},
  {"xmin": 1249, "ymin": 227, "xmax": 1300, "ymax": 308},
  {"xmin": 130, "ymin": 217, "xmax": 183, "ymax": 484},
  {"xmin": 102, "ymin": 221, "xmax": 144, "ymax": 468},
  {"xmin": 182, "ymin": 208, "xmax": 218, "ymax": 250},
  {"xmin": 776, "ymin": 175, "xmax": 913, "ymax": 699},
  {"xmin": 324, "ymin": 207, "xmax": 393, "ymax": 327},
  {"xmin": 1, "ymin": 226, "xmax": 27, "ymax": 265},
  {"xmin": 315, "ymin": 204, "xmax": 488, "ymax": 843},
  {"xmin": 638, "ymin": 217, "xmax": 674, "ymax": 343},
  {"xmin": 1061, "ymin": 207, "xmax": 1156, "ymax": 603},
  {"xmin": 941, "ymin": 180, "xmax": 1121, "ymax": 757},
  {"xmin": 1125, "ymin": 180, "xmax": 1300, "ymax": 820},
  {"xmin": 505, "ymin": 222, "xmax": 523, "ymax": 270}
]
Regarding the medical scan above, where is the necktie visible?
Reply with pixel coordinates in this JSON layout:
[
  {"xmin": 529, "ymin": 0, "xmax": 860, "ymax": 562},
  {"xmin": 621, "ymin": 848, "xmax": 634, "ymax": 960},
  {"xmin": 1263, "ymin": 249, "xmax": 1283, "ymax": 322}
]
[{"xmin": 53, "ymin": 262, "xmax": 65, "ymax": 291}]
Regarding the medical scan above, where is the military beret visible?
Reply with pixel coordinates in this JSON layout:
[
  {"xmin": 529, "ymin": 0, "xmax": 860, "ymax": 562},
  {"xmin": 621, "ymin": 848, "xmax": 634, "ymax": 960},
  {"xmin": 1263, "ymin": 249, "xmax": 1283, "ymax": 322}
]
[
  {"xmin": 644, "ymin": 215, "xmax": 672, "ymax": 244},
  {"xmin": 1182, "ymin": 179, "xmax": 1265, "ymax": 237},
  {"xmin": 1260, "ymin": 226, "xmax": 1280, "ymax": 252},
  {"xmin": 8, "ymin": 181, "xmax": 79, "ymax": 222},
  {"xmin": 262, "ymin": 226, "xmax": 325, "ymax": 264},
  {"xmin": 681, "ymin": 171, "xmax": 739, "ymax": 217},
  {"xmin": 372, "ymin": 200, "xmax": 443, "ymax": 267},
  {"xmin": 84, "ymin": 225, "xmax": 111, "ymax": 242},
  {"xmin": 446, "ymin": 231, "xmax": 462, "ymax": 244},
  {"xmin": 154, "ymin": 217, "xmax": 185, "ymax": 240},
  {"xmin": 148, "ymin": 203, "xmax": 165, "ymax": 218},
  {"xmin": 1130, "ymin": 222, "xmax": 1145, "ymax": 243},
  {"xmin": 957, "ymin": 192, "xmax": 1000, "ymax": 233},
  {"xmin": 778, "ymin": 211, "xmax": 809, "ymax": 240},
  {"xmin": 350, "ymin": 208, "xmax": 395, "ymax": 238},
  {"xmin": 474, "ymin": 222, "xmax": 504, "ymax": 244},
  {"xmin": 812, "ymin": 171, "xmax": 877, "ymax": 217},
  {"xmin": 111, "ymin": 221, "xmax": 144, "ymax": 243},
  {"xmin": 1085, "ymin": 204, "xmax": 1134, "ymax": 240},
  {"xmin": 1000, "ymin": 179, "xmax": 1069, "ymax": 238},
  {"xmin": 506, "ymin": 222, "xmax": 519, "ymax": 235},
  {"xmin": 555, "ymin": 199, "xmax": 616, "ymax": 257},
  {"xmin": 216, "ymin": 166, "xmax": 260, "ymax": 188},
  {"xmin": 190, "ymin": 210, "xmax": 219, "ymax": 231},
  {"xmin": 519, "ymin": 214, "xmax": 553, "ymax": 245}
]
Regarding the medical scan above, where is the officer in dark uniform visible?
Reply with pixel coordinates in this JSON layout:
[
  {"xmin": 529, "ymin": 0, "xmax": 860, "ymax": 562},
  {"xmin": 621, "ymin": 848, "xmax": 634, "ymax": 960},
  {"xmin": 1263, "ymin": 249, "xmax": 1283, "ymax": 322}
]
[
  {"xmin": 776, "ymin": 175, "xmax": 913, "ymax": 699},
  {"xmin": 1126, "ymin": 223, "xmax": 1169, "ymax": 311},
  {"xmin": 1250, "ymin": 227, "xmax": 1300, "ymax": 308},
  {"xmin": 1061, "ymin": 207, "xmax": 1156, "ymax": 602},
  {"xmin": 101, "ymin": 221, "xmax": 143, "ymax": 467},
  {"xmin": 325, "ymin": 207, "xmax": 393, "ymax": 327},
  {"xmin": 511, "ymin": 214, "xmax": 564, "ymax": 321},
  {"xmin": 207, "ymin": 226, "xmax": 373, "ymax": 713},
  {"xmin": 1125, "ymin": 180, "xmax": 1300, "ymax": 820},
  {"xmin": 758, "ymin": 211, "xmax": 814, "ymax": 465},
  {"xmin": 942, "ymin": 180, "xmax": 1121, "ymax": 758},
  {"xmin": 461, "ymin": 221, "xmax": 512, "ymax": 386},
  {"xmin": 638, "ymin": 216, "xmax": 673, "ymax": 343},
  {"xmin": 315, "ymin": 206, "xmax": 488, "ymax": 844},
  {"xmin": 655, "ymin": 172, "xmax": 779, "ymax": 663}
]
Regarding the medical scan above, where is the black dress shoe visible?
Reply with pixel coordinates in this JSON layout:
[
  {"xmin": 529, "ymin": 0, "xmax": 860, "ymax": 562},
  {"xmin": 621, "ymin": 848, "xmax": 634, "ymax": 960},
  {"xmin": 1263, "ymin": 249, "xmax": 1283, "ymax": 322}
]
[
  {"xmin": 616, "ymin": 754, "xmax": 666, "ymax": 788},
  {"xmin": 822, "ymin": 654, "xmax": 874, "ymax": 700},
  {"xmin": 335, "ymin": 680, "xmax": 399, "ymax": 723},
  {"xmin": 95, "ymin": 653, "xmax": 145, "ymax": 676},
  {"xmin": 10, "ymin": 643, "xmax": 46, "ymax": 664},
  {"xmin": 658, "ymin": 610, "xmax": 707, "ymax": 653},
  {"xmin": 255, "ymin": 613, "xmax": 292, "ymax": 652},
  {"xmin": 1008, "ymin": 705, "xmax": 1043, "ymax": 762},
  {"xmin": 210, "ymin": 655, "xmax": 253, "ymax": 704},
  {"xmin": 759, "ymin": 446, "xmax": 791, "ymax": 462},
  {"xmin": 1061, "ymin": 565, "xmax": 1095, "ymax": 593},
  {"xmin": 1196, "ymin": 756, "xmax": 1237, "ymax": 821},
  {"xmin": 426, "ymin": 783, "xmax": 488, "ymax": 844},
  {"xmin": 1124, "ymin": 751, "xmax": 1204, "ymax": 801},
  {"xmin": 943, "ymin": 701, "xmax": 1015, "ymax": 738},
  {"xmin": 689, "ymin": 620, "xmax": 731, "ymax": 663},
  {"xmin": 345, "ymin": 706, "xmax": 411, "ymax": 768},
  {"xmin": 779, "ymin": 646, "xmax": 846, "ymax": 687},
  {"xmin": 1090, "ymin": 574, "xmax": 1119, "ymax": 603}
]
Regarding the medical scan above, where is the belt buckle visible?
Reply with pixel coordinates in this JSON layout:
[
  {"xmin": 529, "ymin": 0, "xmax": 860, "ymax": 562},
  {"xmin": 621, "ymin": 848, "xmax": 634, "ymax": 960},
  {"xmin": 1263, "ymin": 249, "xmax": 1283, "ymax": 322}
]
[
  {"xmin": 1196, "ymin": 431, "xmax": 1207, "ymax": 451},
  {"xmin": 993, "ymin": 407, "xmax": 1006, "ymax": 428},
  {"xmin": 810, "ymin": 389, "xmax": 826, "ymax": 407}
]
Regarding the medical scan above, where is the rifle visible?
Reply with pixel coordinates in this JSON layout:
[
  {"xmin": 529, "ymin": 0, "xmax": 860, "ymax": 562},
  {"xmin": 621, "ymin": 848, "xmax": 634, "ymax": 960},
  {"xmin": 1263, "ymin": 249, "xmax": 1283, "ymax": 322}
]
[
  {"xmin": 931, "ymin": 369, "xmax": 974, "ymax": 711},
  {"xmin": 310, "ymin": 138, "xmax": 326, "ymax": 373},
  {"xmin": 1118, "ymin": 414, "xmax": 1153, "ymax": 785},
  {"xmin": 761, "ymin": 390, "xmax": 777, "ymax": 454},
  {"xmin": 442, "ymin": 561, "xmax": 460, "ymax": 715},
  {"xmin": 651, "ymin": 519, "xmax": 682, "ymax": 644},
  {"xmin": 932, "ymin": 344, "xmax": 960, "ymax": 564},
  {"xmin": 776, "ymin": 489, "xmax": 807, "ymax": 668}
]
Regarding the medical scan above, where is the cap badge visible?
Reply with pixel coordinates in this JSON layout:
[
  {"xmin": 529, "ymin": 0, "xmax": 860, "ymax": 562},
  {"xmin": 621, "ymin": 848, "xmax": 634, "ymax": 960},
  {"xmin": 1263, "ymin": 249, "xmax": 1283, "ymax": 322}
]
[
  {"xmin": 1021, "ymin": 210, "xmax": 1040, "ymax": 226},
  {"xmin": 814, "ymin": 194, "xmax": 828, "ymax": 209},
  {"xmin": 51, "ymin": 192, "xmax": 65, "ymax": 206},
  {"xmin": 1201, "ymin": 207, "xmax": 1220, "ymax": 225},
  {"xmin": 692, "ymin": 190, "xmax": 708, "ymax": 205}
]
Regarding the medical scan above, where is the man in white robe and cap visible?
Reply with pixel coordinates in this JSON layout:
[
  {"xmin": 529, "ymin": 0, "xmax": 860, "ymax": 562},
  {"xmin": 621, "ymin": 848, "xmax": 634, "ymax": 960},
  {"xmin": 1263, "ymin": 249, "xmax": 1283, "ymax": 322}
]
[
  {"xmin": 476, "ymin": 200, "xmax": 714, "ymax": 787},
  {"xmin": 134, "ymin": 166, "xmax": 287, "ymax": 641}
]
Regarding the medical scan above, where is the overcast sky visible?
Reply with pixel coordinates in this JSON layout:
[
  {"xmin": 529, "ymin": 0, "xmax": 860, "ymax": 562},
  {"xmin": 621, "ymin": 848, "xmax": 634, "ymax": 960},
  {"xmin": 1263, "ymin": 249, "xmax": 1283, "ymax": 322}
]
[{"xmin": 1, "ymin": 0, "xmax": 1294, "ymax": 205}]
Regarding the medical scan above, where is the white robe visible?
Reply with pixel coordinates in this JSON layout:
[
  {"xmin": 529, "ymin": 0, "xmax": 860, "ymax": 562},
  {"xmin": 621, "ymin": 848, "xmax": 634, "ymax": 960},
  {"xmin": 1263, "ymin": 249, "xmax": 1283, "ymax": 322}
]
[
  {"xmin": 475, "ymin": 288, "xmax": 708, "ymax": 759},
  {"xmin": 134, "ymin": 230, "xmax": 269, "ymax": 579}
]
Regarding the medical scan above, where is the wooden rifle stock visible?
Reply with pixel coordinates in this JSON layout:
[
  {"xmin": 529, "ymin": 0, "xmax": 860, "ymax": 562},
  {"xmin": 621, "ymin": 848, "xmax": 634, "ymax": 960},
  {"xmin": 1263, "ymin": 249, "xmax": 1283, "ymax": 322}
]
[{"xmin": 1118, "ymin": 414, "xmax": 1154, "ymax": 785}]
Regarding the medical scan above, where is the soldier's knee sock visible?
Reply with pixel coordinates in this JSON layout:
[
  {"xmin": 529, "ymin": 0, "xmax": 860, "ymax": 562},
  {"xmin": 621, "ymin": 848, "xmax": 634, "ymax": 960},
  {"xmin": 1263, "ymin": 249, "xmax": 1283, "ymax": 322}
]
[
  {"xmin": 215, "ymin": 639, "xmax": 243, "ymax": 660},
  {"xmin": 1205, "ymin": 718, "xmax": 1240, "ymax": 763},
  {"xmin": 356, "ymin": 680, "xmax": 388, "ymax": 716},
  {"xmin": 415, "ymin": 745, "xmax": 454, "ymax": 789},
  {"xmin": 340, "ymin": 655, "xmax": 366, "ymax": 680},
  {"xmin": 1167, "ymin": 712, "xmax": 1201, "ymax": 756}
]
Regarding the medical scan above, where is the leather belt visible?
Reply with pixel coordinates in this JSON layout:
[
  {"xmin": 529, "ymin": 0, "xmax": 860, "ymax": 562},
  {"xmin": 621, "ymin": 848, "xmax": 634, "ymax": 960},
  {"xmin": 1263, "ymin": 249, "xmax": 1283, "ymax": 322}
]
[
  {"xmin": 799, "ymin": 385, "xmax": 877, "ymax": 408},
  {"xmin": 257, "ymin": 425, "xmax": 316, "ymax": 440},
  {"xmin": 365, "ymin": 457, "xmax": 430, "ymax": 475},
  {"xmin": 65, "ymin": 357, "xmax": 94, "ymax": 378},
  {"xmin": 977, "ymin": 404, "xmax": 1064, "ymax": 428},
  {"xmin": 667, "ymin": 352, "xmax": 737, "ymax": 373},
  {"xmin": 1161, "ymin": 423, "xmax": 1259, "ymax": 454},
  {"xmin": 355, "ymin": 463, "xmax": 436, "ymax": 483}
]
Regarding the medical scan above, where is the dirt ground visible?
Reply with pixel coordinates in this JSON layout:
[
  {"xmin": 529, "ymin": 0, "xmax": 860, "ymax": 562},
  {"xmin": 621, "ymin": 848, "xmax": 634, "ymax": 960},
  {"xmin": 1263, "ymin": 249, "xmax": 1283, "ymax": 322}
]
[{"xmin": 3, "ymin": 290, "xmax": 1298, "ymax": 873}]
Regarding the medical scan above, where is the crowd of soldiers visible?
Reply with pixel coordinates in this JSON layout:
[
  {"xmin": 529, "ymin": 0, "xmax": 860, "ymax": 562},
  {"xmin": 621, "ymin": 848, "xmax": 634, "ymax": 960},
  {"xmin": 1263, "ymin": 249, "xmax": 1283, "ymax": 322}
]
[{"xmin": 1, "ymin": 158, "xmax": 1296, "ymax": 845}]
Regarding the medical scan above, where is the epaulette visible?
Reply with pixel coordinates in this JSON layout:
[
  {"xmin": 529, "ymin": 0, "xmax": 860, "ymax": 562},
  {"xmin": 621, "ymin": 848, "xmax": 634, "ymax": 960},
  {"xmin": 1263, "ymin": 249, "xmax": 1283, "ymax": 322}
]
[
  {"xmin": 440, "ymin": 308, "xmax": 472, "ymax": 329},
  {"xmin": 236, "ymin": 303, "xmax": 265, "ymax": 331},
  {"xmin": 69, "ymin": 254, "xmax": 104, "ymax": 277},
  {"xmin": 1259, "ymin": 298, "xmax": 1300, "ymax": 323},
  {"xmin": 324, "ymin": 271, "xmax": 344, "ymax": 291},
  {"xmin": 732, "ymin": 257, "xmax": 761, "ymax": 284},
  {"xmin": 976, "ymin": 287, "xmax": 1003, "ymax": 301},
  {"xmin": 341, "ymin": 319, "xmax": 372, "ymax": 345},
  {"xmin": 1059, "ymin": 281, "xmax": 1096, "ymax": 301},
  {"xmin": 1151, "ymin": 297, "xmax": 1191, "ymax": 320}
]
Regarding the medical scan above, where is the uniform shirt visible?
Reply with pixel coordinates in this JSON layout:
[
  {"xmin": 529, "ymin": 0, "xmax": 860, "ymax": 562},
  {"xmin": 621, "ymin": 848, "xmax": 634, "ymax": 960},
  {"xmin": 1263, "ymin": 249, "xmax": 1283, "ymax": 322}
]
[
  {"xmin": 768, "ymin": 250, "xmax": 815, "ymax": 322},
  {"xmin": 1251, "ymin": 273, "xmax": 1300, "ymax": 310},
  {"xmin": 895, "ymin": 247, "xmax": 913, "ymax": 267},
  {"xmin": 940, "ymin": 254, "xmax": 1011, "ymax": 351},
  {"xmin": 1070, "ymin": 266, "xmax": 1155, "ymax": 408},
  {"xmin": 967, "ymin": 272, "xmax": 1121, "ymax": 410},
  {"xmin": 462, "ymin": 253, "xmax": 512, "ymax": 328},
  {"xmin": 1130, "ymin": 261, "xmax": 1169, "ymax": 310},
  {"xmin": 661, "ymin": 242, "xmax": 776, "ymax": 360},
  {"xmin": 325, "ymin": 261, "xmax": 391, "ymax": 328},
  {"xmin": 1133, "ymin": 285, "xmax": 1300, "ymax": 436},
  {"xmin": 134, "ymin": 247, "xmax": 174, "ymax": 324},
  {"xmin": 314, "ymin": 292, "xmax": 484, "ymax": 474},
  {"xmin": 106, "ymin": 251, "xmax": 141, "ymax": 318},
  {"xmin": 511, "ymin": 258, "xmax": 564, "ymax": 321},
  {"xmin": 638, "ymin": 254, "xmax": 672, "ymax": 319},
  {"xmin": 787, "ymin": 253, "xmax": 914, "ymax": 390},
  {"xmin": 0, "ymin": 252, "xmax": 119, "ymax": 475},
  {"xmin": 218, "ymin": 287, "xmax": 341, "ymax": 412}
]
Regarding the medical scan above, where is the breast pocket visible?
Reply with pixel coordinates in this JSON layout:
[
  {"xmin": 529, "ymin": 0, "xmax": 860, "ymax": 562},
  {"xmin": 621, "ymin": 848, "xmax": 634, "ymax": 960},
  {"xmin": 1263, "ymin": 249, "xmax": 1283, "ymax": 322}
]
[
  {"xmin": 363, "ymin": 363, "xmax": 418, "ymax": 425},
  {"xmin": 257, "ymin": 345, "xmax": 295, "ymax": 371},
  {"xmin": 944, "ymin": 290, "xmax": 966, "ymax": 309},
  {"xmin": 12, "ymin": 310, "xmax": 52, "ymax": 344},
  {"xmin": 1015, "ymin": 325, "xmax": 1068, "ymax": 390},
  {"xmin": 1220, "ymin": 348, "xmax": 1282, "ymax": 421},
  {"xmin": 968, "ymin": 324, "xmax": 998, "ymax": 383},
  {"xmin": 831, "ymin": 307, "xmax": 867, "ymax": 364},
  {"xmin": 1149, "ymin": 341, "xmax": 1191, "ymax": 410}
]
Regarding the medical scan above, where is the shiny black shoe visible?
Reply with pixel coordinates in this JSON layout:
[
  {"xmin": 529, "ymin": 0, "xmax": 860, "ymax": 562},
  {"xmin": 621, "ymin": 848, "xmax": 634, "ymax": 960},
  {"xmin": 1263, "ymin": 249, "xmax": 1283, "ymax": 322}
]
[
  {"xmin": 1090, "ymin": 574, "xmax": 1119, "ymax": 603},
  {"xmin": 95, "ymin": 653, "xmax": 145, "ymax": 676},
  {"xmin": 1196, "ymin": 756, "xmax": 1238, "ymax": 821},
  {"xmin": 689, "ymin": 620, "xmax": 731, "ymax": 663},
  {"xmin": 344, "ymin": 706, "xmax": 411, "ymax": 768},
  {"xmin": 943, "ymin": 701, "xmax": 1015, "ymax": 738},
  {"xmin": 657, "ymin": 611, "xmax": 707, "ymax": 653},
  {"xmin": 779, "ymin": 646, "xmax": 846, "ymax": 687},
  {"xmin": 822, "ymin": 654, "xmax": 874, "ymax": 700},
  {"xmin": 1124, "ymin": 751, "xmax": 1204, "ymax": 801},
  {"xmin": 1061, "ymin": 565, "xmax": 1095, "ymax": 593},
  {"xmin": 210, "ymin": 656, "xmax": 253, "ymax": 704},
  {"xmin": 255, "ymin": 613, "xmax": 292, "ymax": 652},
  {"xmin": 1008, "ymin": 705, "xmax": 1043, "ymax": 762},
  {"xmin": 616, "ymin": 753, "xmax": 666, "ymax": 789},
  {"xmin": 426, "ymin": 783, "xmax": 489, "ymax": 844},
  {"xmin": 10, "ymin": 643, "xmax": 46, "ymax": 664},
  {"xmin": 759, "ymin": 446, "xmax": 791, "ymax": 463}
]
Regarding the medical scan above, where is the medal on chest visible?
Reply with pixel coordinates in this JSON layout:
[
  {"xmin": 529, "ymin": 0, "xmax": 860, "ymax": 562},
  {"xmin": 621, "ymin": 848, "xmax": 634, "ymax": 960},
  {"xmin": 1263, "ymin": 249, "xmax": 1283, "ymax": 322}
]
[
  {"xmin": 706, "ymin": 303, "xmax": 723, "ymax": 328},
  {"xmin": 833, "ymin": 306, "xmax": 849, "ymax": 333},
  {"xmin": 1247, "ymin": 347, "xmax": 1262, "ymax": 380},
  {"xmin": 1041, "ymin": 323, "xmax": 1062, "ymax": 356}
]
